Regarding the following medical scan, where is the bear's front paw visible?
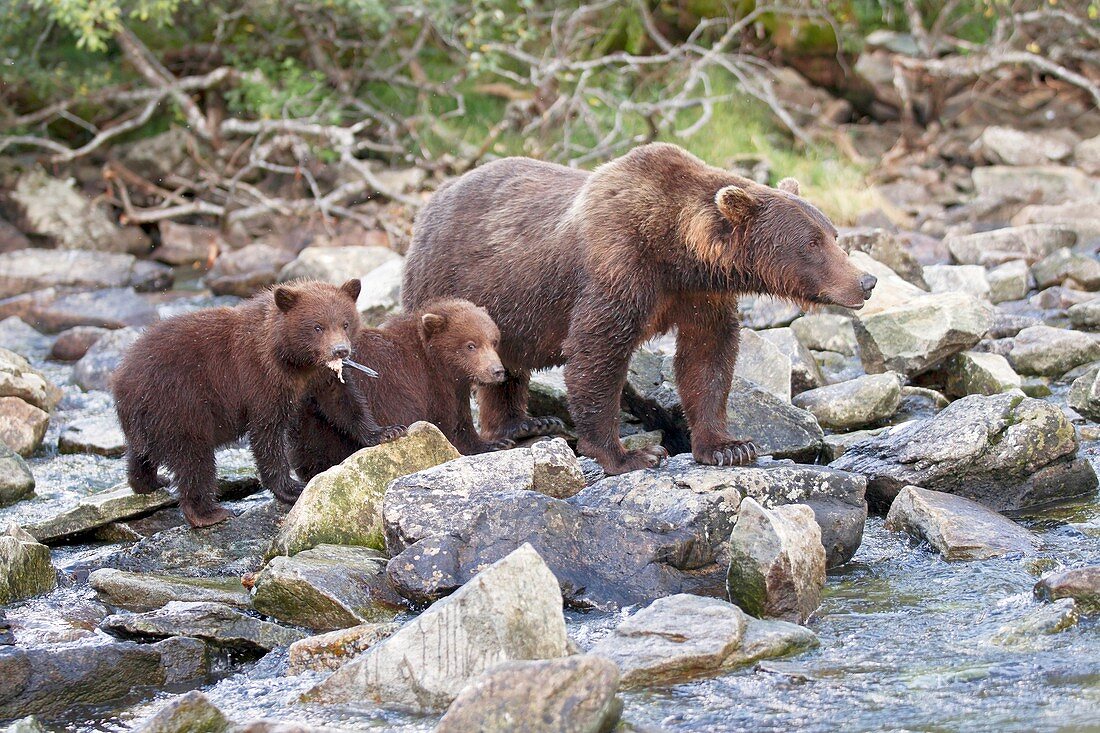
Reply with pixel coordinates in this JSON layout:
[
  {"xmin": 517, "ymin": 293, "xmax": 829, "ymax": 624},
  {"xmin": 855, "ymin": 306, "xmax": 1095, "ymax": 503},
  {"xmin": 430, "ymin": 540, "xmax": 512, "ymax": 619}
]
[
  {"xmin": 510, "ymin": 416, "xmax": 567, "ymax": 440},
  {"xmin": 487, "ymin": 437, "xmax": 516, "ymax": 451},
  {"xmin": 694, "ymin": 440, "xmax": 758, "ymax": 467},
  {"xmin": 182, "ymin": 502, "xmax": 232, "ymax": 528},
  {"xmin": 375, "ymin": 425, "xmax": 407, "ymax": 443},
  {"xmin": 271, "ymin": 478, "xmax": 306, "ymax": 504},
  {"xmin": 602, "ymin": 445, "xmax": 667, "ymax": 475}
]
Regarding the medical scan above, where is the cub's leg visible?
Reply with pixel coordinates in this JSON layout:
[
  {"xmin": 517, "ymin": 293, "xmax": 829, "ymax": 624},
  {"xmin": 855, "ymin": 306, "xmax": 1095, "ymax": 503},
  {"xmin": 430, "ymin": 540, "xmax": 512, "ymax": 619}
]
[{"xmin": 478, "ymin": 370, "xmax": 565, "ymax": 441}]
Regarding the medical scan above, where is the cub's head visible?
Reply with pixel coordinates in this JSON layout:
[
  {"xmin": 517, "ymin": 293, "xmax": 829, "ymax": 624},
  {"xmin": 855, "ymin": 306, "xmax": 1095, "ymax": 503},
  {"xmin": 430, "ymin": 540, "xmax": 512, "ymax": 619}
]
[
  {"xmin": 417, "ymin": 299, "xmax": 506, "ymax": 386},
  {"xmin": 699, "ymin": 177, "xmax": 876, "ymax": 309},
  {"xmin": 271, "ymin": 279, "xmax": 362, "ymax": 369}
]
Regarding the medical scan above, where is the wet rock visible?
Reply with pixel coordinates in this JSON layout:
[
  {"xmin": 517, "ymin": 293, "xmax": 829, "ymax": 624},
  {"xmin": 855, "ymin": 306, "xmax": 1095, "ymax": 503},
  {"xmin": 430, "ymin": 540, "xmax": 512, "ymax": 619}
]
[
  {"xmin": 287, "ymin": 622, "xmax": 399, "ymax": 674},
  {"xmin": 137, "ymin": 691, "xmax": 231, "ymax": 733},
  {"xmin": 791, "ymin": 373, "xmax": 901, "ymax": 430},
  {"xmin": 49, "ymin": 326, "xmax": 108, "ymax": 361},
  {"xmin": 923, "ymin": 265, "xmax": 990, "ymax": 300},
  {"xmin": 1008, "ymin": 325, "xmax": 1100, "ymax": 377},
  {"xmin": 7, "ymin": 168, "xmax": 149, "ymax": 253},
  {"xmin": 0, "ymin": 396, "xmax": 48, "ymax": 456},
  {"xmin": 992, "ymin": 599, "xmax": 1079, "ymax": 647},
  {"xmin": 1012, "ymin": 197, "xmax": 1100, "ymax": 241},
  {"xmin": 946, "ymin": 225, "xmax": 1073, "ymax": 268},
  {"xmin": 437, "ymin": 655, "xmax": 621, "ymax": 733},
  {"xmin": 155, "ymin": 221, "xmax": 223, "ymax": 267},
  {"xmin": 102, "ymin": 601, "xmax": 304, "ymax": 651},
  {"xmin": 252, "ymin": 545, "xmax": 403, "ymax": 631},
  {"xmin": 726, "ymin": 498, "xmax": 825, "ymax": 624},
  {"xmin": 941, "ymin": 351, "xmax": 1022, "ymax": 397},
  {"xmin": 0, "ymin": 348, "xmax": 60, "ymax": 411},
  {"xmin": 758, "ymin": 327, "xmax": 825, "ymax": 394},
  {"xmin": 855, "ymin": 292, "xmax": 993, "ymax": 378},
  {"xmin": 1031, "ymin": 248, "xmax": 1100, "ymax": 290},
  {"xmin": 0, "ymin": 524, "xmax": 56, "ymax": 604},
  {"xmin": 735, "ymin": 329, "xmax": 791, "ymax": 401},
  {"xmin": 2, "ymin": 716, "xmax": 46, "ymax": 732},
  {"xmin": 838, "ymin": 228, "xmax": 927, "ymax": 289},
  {"xmin": 89, "ymin": 568, "xmax": 251, "ymax": 611},
  {"xmin": 987, "ymin": 260, "xmax": 1030, "ymax": 304},
  {"xmin": 832, "ymin": 393, "xmax": 1095, "ymax": 513},
  {"xmin": 384, "ymin": 455, "xmax": 865, "ymax": 608},
  {"xmin": 0, "ymin": 443, "xmax": 34, "ymax": 506},
  {"xmin": 971, "ymin": 165, "xmax": 1096, "ymax": 205},
  {"xmin": 305, "ymin": 544, "xmax": 568, "ymax": 713},
  {"xmin": 270, "ymin": 422, "xmax": 460, "ymax": 558},
  {"xmin": 355, "ymin": 257, "xmax": 404, "ymax": 325},
  {"xmin": 58, "ymin": 414, "xmax": 126, "ymax": 457},
  {"xmin": 278, "ymin": 246, "xmax": 399, "ymax": 284},
  {"xmin": 204, "ymin": 243, "xmax": 296, "ymax": 297},
  {"xmin": 588, "ymin": 594, "xmax": 817, "ymax": 688},
  {"xmin": 1, "ymin": 287, "xmax": 161, "ymax": 334},
  {"xmin": 978, "ymin": 126, "xmax": 1075, "ymax": 166},
  {"xmin": 71, "ymin": 327, "xmax": 142, "ymax": 391},
  {"xmin": 790, "ymin": 314, "xmax": 858, "ymax": 356},
  {"xmin": 0, "ymin": 250, "xmax": 136, "ymax": 299},
  {"xmin": 885, "ymin": 486, "xmax": 1037, "ymax": 560},
  {"xmin": 0, "ymin": 636, "xmax": 208, "ymax": 720},
  {"xmin": 1034, "ymin": 566, "xmax": 1100, "ymax": 612}
]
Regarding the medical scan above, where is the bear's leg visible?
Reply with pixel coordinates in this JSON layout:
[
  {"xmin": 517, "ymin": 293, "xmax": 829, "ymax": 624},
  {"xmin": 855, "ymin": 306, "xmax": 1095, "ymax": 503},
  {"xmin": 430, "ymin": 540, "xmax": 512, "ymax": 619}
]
[
  {"xmin": 450, "ymin": 388, "xmax": 515, "ymax": 454},
  {"xmin": 127, "ymin": 451, "xmax": 168, "ymax": 494},
  {"xmin": 674, "ymin": 301, "xmax": 758, "ymax": 467},
  {"xmin": 563, "ymin": 299, "xmax": 667, "ymax": 474},
  {"xmin": 167, "ymin": 445, "xmax": 230, "ymax": 528},
  {"xmin": 250, "ymin": 419, "xmax": 306, "ymax": 505},
  {"xmin": 478, "ymin": 371, "xmax": 565, "ymax": 441}
]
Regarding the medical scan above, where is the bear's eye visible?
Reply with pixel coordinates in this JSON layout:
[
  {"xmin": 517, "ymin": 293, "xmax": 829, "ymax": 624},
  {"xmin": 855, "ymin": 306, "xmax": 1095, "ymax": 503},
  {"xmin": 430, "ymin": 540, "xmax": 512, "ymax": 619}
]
[
  {"xmin": 314, "ymin": 325, "xmax": 323, "ymax": 333},
  {"xmin": 466, "ymin": 342, "xmax": 476, "ymax": 352},
  {"xmin": 343, "ymin": 321, "xmax": 350, "ymax": 331}
]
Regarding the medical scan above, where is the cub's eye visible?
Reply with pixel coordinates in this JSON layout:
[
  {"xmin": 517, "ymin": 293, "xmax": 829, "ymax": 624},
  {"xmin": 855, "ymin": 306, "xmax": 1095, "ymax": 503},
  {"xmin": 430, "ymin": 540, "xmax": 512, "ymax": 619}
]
[
  {"xmin": 343, "ymin": 321, "xmax": 350, "ymax": 331},
  {"xmin": 314, "ymin": 325, "xmax": 323, "ymax": 333},
  {"xmin": 466, "ymin": 342, "xmax": 476, "ymax": 352}
]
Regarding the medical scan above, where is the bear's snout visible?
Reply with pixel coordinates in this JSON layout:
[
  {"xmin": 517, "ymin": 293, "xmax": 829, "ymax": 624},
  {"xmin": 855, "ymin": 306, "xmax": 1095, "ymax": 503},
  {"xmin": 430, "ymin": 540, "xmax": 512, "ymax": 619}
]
[
  {"xmin": 490, "ymin": 364, "xmax": 507, "ymax": 382},
  {"xmin": 859, "ymin": 273, "xmax": 877, "ymax": 299},
  {"xmin": 330, "ymin": 343, "xmax": 351, "ymax": 360}
]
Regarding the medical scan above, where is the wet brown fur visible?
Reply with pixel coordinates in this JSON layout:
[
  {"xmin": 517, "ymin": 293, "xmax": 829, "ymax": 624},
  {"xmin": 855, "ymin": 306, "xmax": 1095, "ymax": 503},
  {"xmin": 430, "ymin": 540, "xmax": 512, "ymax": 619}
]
[
  {"xmin": 290, "ymin": 299, "xmax": 512, "ymax": 481},
  {"xmin": 113, "ymin": 279, "xmax": 364, "ymax": 527},
  {"xmin": 403, "ymin": 142, "xmax": 871, "ymax": 474}
]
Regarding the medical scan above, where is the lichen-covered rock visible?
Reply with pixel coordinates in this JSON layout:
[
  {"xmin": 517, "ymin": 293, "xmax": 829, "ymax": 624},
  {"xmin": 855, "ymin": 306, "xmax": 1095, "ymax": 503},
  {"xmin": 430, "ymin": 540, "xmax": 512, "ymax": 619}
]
[
  {"xmin": 101, "ymin": 601, "xmax": 304, "ymax": 651},
  {"xmin": 832, "ymin": 393, "xmax": 1095, "ymax": 513},
  {"xmin": 0, "ymin": 523, "xmax": 56, "ymax": 604},
  {"xmin": 790, "ymin": 314, "xmax": 859, "ymax": 355},
  {"xmin": 136, "ymin": 691, "xmax": 231, "ymax": 733},
  {"xmin": 252, "ymin": 545, "xmax": 404, "ymax": 631},
  {"xmin": 304, "ymin": 544, "xmax": 568, "ymax": 713},
  {"xmin": 0, "ymin": 397, "xmax": 48, "ymax": 457},
  {"xmin": 588, "ymin": 593, "xmax": 817, "ymax": 688},
  {"xmin": 287, "ymin": 622, "xmax": 399, "ymax": 674},
  {"xmin": 885, "ymin": 486, "xmax": 1037, "ymax": 560},
  {"xmin": 269, "ymin": 422, "xmax": 458, "ymax": 557},
  {"xmin": 1034, "ymin": 566, "xmax": 1100, "ymax": 612},
  {"xmin": 89, "ymin": 568, "xmax": 251, "ymax": 611},
  {"xmin": 278, "ymin": 246, "xmax": 399, "ymax": 284},
  {"xmin": 0, "ymin": 348, "xmax": 60, "ymax": 411},
  {"xmin": 436, "ymin": 656, "xmax": 622, "ymax": 733},
  {"xmin": 726, "ymin": 499, "xmax": 825, "ymax": 624},
  {"xmin": 1008, "ymin": 325, "xmax": 1100, "ymax": 377},
  {"xmin": 1067, "ymin": 367, "xmax": 1100, "ymax": 421},
  {"xmin": 791, "ymin": 373, "xmax": 901, "ymax": 430},
  {"xmin": 941, "ymin": 351, "xmax": 1022, "ymax": 397},
  {"xmin": 0, "ymin": 443, "xmax": 34, "ymax": 507}
]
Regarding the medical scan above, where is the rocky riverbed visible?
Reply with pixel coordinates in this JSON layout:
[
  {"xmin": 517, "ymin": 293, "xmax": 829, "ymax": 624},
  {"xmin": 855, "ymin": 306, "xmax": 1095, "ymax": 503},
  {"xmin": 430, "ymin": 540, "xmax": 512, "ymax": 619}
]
[{"xmin": 3, "ymin": 118, "xmax": 1100, "ymax": 731}]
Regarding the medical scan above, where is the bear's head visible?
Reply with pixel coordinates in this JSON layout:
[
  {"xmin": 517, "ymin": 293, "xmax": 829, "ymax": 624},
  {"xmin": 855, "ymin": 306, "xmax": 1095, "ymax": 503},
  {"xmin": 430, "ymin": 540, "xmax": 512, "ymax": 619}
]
[
  {"xmin": 271, "ymin": 279, "xmax": 362, "ymax": 370},
  {"xmin": 417, "ymin": 299, "xmax": 506, "ymax": 386}
]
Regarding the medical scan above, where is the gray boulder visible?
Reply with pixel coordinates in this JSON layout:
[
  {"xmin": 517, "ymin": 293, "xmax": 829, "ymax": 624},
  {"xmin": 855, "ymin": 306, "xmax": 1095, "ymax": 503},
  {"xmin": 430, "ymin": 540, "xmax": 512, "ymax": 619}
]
[
  {"xmin": 278, "ymin": 246, "xmax": 398, "ymax": 284},
  {"xmin": 790, "ymin": 314, "xmax": 859, "ymax": 355},
  {"xmin": 0, "ymin": 396, "xmax": 48, "ymax": 457},
  {"xmin": 304, "ymin": 544, "xmax": 568, "ymax": 713},
  {"xmin": 735, "ymin": 329, "xmax": 791, "ymax": 401},
  {"xmin": 1008, "ymin": 325, "xmax": 1100, "ymax": 377},
  {"xmin": 71, "ymin": 327, "xmax": 142, "ymax": 392},
  {"xmin": 1031, "ymin": 248, "xmax": 1100, "ymax": 290},
  {"xmin": 437, "ymin": 656, "xmax": 621, "ymax": 733},
  {"xmin": 838, "ymin": 228, "xmax": 927, "ymax": 288},
  {"xmin": 58, "ymin": 414, "xmax": 126, "ymax": 457},
  {"xmin": 1, "ymin": 287, "xmax": 159, "ymax": 333},
  {"xmin": 792, "ymin": 373, "xmax": 901, "ymax": 430},
  {"xmin": 726, "ymin": 498, "xmax": 825, "ymax": 624},
  {"xmin": 287, "ymin": 622, "xmax": 399, "ymax": 674},
  {"xmin": 1012, "ymin": 198, "xmax": 1100, "ymax": 241},
  {"xmin": 1068, "ymin": 298, "xmax": 1100, "ymax": 330},
  {"xmin": 922, "ymin": 265, "xmax": 990, "ymax": 300},
  {"xmin": 89, "ymin": 568, "xmax": 251, "ymax": 611},
  {"xmin": 941, "ymin": 351, "xmax": 1022, "ymax": 397},
  {"xmin": 1068, "ymin": 368, "xmax": 1100, "ymax": 421},
  {"xmin": 0, "ymin": 444, "xmax": 33, "ymax": 507},
  {"xmin": 101, "ymin": 601, "xmax": 304, "ymax": 651},
  {"xmin": 832, "ymin": 393, "xmax": 1096, "ymax": 513},
  {"xmin": 978, "ymin": 126, "xmax": 1075, "ymax": 166},
  {"xmin": 0, "ymin": 250, "xmax": 137, "ymax": 299},
  {"xmin": 587, "ymin": 593, "xmax": 817, "ymax": 688},
  {"xmin": 1034, "ymin": 566, "xmax": 1100, "ymax": 612},
  {"xmin": 135, "ymin": 691, "xmax": 230, "ymax": 733},
  {"xmin": 971, "ymin": 165, "xmax": 1097, "ymax": 205},
  {"xmin": 0, "ymin": 523, "xmax": 56, "ymax": 604},
  {"xmin": 204, "ymin": 243, "xmax": 295, "ymax": 297},
  {"xmin": 986, "ymin": 260, "xmax": 1030, "ymax": 304},
  {"xmin": 355, "ymin": 257, "xmax": 405, "ymax": 325},
  {"xmin": 885, "ymin": 486, "xmax": 1037, "ymax": 560},
  {"xmin": 49, "ymin": 326, "xmax": 109, "ymax": 361},
  {"xmin": 0, "ymin": 348, "xmax": 60, "ymax": 411},
  {"xmin": 758, "ymin": 327, "xmax": 825, "ymax": 394}
]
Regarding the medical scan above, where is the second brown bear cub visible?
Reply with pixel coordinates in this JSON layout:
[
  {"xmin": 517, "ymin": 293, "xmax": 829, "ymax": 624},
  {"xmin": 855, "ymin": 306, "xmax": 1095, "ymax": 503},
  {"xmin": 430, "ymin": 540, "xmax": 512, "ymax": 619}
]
[
  {"xmin": 291, "ymin": 299, "xmax": 515, "ymax": 481},
  {"xmin": 113, "ymin": 279, "xmax": 401, "ymax": 527}
]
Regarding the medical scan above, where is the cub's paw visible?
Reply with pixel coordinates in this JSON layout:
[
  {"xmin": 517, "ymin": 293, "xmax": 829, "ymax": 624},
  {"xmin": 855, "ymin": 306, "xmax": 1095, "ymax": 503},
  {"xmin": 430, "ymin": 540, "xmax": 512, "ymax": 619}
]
[
  {"xmin": 374, "ymin": 425, "xmax": 408, "ymax": 444},
  {"xmin": 182, "ymin": 503, "xmax": 232, "ymax": 529},
  {"xmin": 271, "ymin": 478, "xmax": 306, "ymax": 505},
  {"xmin": 602, "ymin": 446, "xmax": 667, "ymax": 475},
  {"xmin": 694, "ymin": 440, "xmax": 758, "ymax": 467},
  {"xmin": 131, "ymin": 474, "xmax": 169, "ymax": 494},
  {"xmin": 487, "ymin": 437, "xmax": 516, "ymax": 451},
  {"xmin": 509, "ymin": 416, "xmax": 567, "ymax": 440}
]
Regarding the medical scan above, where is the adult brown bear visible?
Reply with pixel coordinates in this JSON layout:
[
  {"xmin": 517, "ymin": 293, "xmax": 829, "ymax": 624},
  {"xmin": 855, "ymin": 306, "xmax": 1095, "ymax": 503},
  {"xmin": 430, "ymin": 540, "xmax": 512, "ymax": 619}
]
[{"xmin": 403, "ymin": 143, "xmax": 876, "ymax": 475}]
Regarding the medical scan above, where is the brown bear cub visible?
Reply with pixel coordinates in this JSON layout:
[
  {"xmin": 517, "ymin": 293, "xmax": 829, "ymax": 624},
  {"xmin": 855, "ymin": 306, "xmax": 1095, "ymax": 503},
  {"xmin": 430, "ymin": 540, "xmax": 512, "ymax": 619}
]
[
  {"xmin": 403, "ymin": 142, "xmax": 877, "ymax": 475},
  {"xmin": 113, "ymin": 279, "xmax": 400, "ymax": 527},
  {"xmin": 291, "ymin": 298, "xmax": 517, "ymax": 482}
]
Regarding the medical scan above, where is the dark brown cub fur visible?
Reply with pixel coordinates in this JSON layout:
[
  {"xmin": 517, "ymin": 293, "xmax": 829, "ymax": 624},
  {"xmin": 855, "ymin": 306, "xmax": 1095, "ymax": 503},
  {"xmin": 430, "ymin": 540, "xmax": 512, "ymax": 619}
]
[
  {"xmin": 113, "ymin": 279, "xmax": 369, "ymax": 527},
  {"xmin": 403, "ymin": 142, "xmax": 875, "ymax": 475},
  {"xmin": 291, "ymin": 299, "xmax": 513, "ymax": 481}
]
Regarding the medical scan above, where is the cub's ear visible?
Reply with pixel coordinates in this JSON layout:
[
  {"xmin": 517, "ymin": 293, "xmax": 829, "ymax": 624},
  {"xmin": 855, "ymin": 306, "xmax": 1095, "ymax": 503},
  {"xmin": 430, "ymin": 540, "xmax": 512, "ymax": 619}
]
[
  {"xmin": 777, "ymin": 177, "xmax": 801, "ymax": 195},
  {"xmin": 340, "ymin": 279, "xmax": 362, "ymax": 302},
  {"xmin": 420, "ymin": 312, "xmax": 447, "ymax": 338},
  {"xmin": 274, "ymin": 287, "xmax": 299, "ymax": 314},
  {"xmin": 715, "ymin": 185, "xmax": 757, "ymax": 222}
]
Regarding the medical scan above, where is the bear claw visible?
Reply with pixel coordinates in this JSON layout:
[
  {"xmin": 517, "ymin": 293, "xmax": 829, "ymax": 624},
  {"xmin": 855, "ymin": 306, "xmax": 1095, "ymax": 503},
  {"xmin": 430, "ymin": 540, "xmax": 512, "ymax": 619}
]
[
  {"xmin": 703, "ymin": 440, "xmax": 758, "ymax": 467},
  {"xmin": 508, "ymin": 416, "xmax": 567, "ymax": 440},
  {"xmin": 375, "ymin": 425, "xmax": 408, "ymax": 443}
]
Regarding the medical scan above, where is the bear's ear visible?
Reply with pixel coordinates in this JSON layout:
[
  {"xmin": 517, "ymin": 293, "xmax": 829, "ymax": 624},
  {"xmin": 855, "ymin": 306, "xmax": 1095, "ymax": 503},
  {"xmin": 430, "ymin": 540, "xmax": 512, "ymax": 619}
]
[
  {"xmin": 715, "ymin": 185, "xmax": 757, "ymax": 222},
  {"xmin": 777, "ymin": 177, "xmax": 801, "ymax": 196},
  {"xmin": 274, "ymin": 286, "xmax": 299, "ymax": 314},
  {"xmin": 421, "ymin": 312, "xmax": 447, "ymax": 338},
  {"xmin": 340, "ymin": 279, "xmax": 362, "ymax": 302}
]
